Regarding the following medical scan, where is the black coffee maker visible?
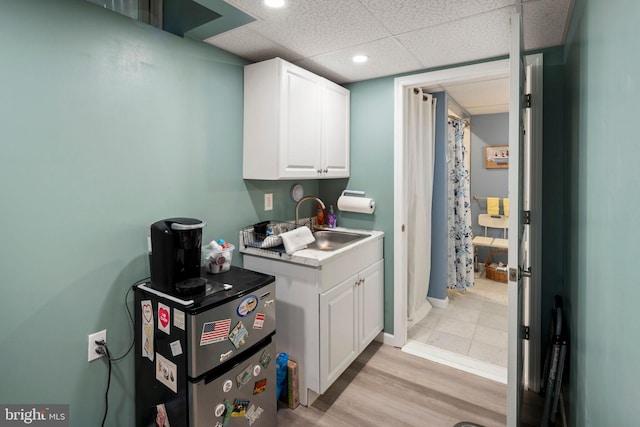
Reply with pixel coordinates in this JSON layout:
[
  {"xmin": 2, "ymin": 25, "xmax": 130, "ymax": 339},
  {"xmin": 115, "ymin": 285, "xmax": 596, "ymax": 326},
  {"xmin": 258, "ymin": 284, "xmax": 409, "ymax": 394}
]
[{"xmin": 150, "ymin": 217, "xmax": 207, "ymax": 295}]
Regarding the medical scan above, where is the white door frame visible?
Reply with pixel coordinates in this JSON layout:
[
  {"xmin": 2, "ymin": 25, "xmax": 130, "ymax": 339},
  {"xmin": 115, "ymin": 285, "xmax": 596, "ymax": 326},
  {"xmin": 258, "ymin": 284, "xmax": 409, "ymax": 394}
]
[{"xmin": 391, "ymin": 57, "xmax": 542, "ymax": 391}]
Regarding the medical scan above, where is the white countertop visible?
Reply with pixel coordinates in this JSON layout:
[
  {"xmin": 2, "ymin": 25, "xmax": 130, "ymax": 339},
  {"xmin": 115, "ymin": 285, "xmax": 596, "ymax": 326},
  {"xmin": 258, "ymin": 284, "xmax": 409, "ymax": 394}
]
[{"xmin": 239, "ymin": 227, "xmax": 384, "ymax": 267}]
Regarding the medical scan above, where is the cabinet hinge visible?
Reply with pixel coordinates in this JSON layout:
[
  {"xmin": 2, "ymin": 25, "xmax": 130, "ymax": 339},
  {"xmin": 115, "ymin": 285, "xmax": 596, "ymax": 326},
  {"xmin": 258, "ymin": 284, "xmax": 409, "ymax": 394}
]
[
  {"xmin": 522, "ymin": 325, "xmax": 530, "ymax": 340},
  {"xmin": 525, "ymin": 93, "xmax": 532, "ymax": 108},
  {"xmin": 523, "ymin": 210, "xmax": 531, "ymax": 225}
]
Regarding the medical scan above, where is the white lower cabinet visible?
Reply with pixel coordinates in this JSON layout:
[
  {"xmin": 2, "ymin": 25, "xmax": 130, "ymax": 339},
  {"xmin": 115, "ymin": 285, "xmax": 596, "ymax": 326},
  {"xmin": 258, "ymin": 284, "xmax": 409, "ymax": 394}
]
[
  {"xmin": 242, "ymin": 236, "xmax": 383, "ymax": 406},
  {"xmin": 319, "ymin": 259, "xmax": 384, "ymax": 392}
]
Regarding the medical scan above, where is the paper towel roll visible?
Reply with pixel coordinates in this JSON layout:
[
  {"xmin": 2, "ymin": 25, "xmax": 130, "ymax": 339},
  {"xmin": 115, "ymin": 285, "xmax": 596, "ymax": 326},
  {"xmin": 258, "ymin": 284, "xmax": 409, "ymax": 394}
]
[{"xmin": 337, "ymin": 195, "xmax": 376, "ymax": 214}]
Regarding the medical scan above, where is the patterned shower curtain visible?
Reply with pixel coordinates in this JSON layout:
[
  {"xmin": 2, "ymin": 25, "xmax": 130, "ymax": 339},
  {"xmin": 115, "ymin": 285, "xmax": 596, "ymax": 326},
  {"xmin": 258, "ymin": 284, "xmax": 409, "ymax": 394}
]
[{"xmin": 447, "ymin": 118, "xmax": 474, "ymax": 290}]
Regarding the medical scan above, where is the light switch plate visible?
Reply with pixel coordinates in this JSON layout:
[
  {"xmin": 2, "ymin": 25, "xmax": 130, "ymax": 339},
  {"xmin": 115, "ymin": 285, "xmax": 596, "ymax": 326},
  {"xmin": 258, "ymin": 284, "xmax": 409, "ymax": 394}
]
[{"xmin": 264, "ymin": 193, "xmax": 273, "ymax": 211}]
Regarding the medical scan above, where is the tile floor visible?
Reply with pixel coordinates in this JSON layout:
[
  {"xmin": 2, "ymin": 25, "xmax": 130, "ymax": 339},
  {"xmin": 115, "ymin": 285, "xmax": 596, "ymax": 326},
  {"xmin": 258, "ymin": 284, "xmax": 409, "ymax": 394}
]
[{"xmin": 408, "ymin": 273, "xmax": 509, "ymax": 368}]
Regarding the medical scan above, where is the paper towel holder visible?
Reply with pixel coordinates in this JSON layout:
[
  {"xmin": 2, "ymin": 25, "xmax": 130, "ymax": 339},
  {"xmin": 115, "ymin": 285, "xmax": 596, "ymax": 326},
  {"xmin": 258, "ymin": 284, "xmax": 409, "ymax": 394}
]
[
  {"xmin": 341, "ymin": 189, "xmax": 366, "ymax": 197},
  {"xmin": 338, "ymin": 189, "xmax": 376, "ymax": 214}
]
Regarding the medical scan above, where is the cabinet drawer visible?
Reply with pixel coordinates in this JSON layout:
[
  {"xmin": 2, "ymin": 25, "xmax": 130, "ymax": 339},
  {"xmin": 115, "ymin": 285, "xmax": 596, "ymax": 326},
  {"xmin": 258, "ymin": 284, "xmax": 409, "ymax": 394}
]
[{"xmin": 318, "ymin": 237, "xmax": 382, "ymax": 293}]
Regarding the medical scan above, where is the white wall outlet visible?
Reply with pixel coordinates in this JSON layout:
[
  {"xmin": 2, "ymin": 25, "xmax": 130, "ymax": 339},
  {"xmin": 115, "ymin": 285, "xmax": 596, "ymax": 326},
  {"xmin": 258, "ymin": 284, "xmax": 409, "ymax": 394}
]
[
  {"xmin": 88, "ymin": 330, "xmax": 107, "ymax": 362},
  {"xmin": 264, "ymin": 193, "xmax": 273, "ymax": 211}
]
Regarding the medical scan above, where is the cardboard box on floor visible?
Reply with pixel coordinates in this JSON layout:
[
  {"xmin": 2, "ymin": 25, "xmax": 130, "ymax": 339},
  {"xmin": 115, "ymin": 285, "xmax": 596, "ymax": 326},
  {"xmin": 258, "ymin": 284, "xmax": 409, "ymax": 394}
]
[{"xmin": 279, "ymin": 359, "xmax": 299, "ymax": 409}]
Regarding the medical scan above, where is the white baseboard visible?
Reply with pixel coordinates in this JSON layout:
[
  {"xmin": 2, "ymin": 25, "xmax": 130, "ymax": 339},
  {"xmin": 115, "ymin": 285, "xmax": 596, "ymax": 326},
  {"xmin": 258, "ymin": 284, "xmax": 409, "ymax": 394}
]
[
  {"xmin": 380, "ymin": 332, "xmax": 397, "ymax": 346},
  {"xmin": 427, "ymin": 295, "xmax": 449, "ymax": 309}
]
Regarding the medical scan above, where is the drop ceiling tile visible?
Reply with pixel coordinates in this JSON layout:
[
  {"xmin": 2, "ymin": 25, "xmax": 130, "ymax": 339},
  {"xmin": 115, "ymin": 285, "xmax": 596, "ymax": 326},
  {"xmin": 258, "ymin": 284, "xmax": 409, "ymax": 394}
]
[
  {"xmin": 204, "ymin": 25, "xmax": 302, "ymax": 62},
  {"xmin": 397, "ymin": 7, "xmax": 514, "ymax": 70},
  {"xmin": 296, "ymin": 37, "xmax": 425, "ymax": 83},
  {"xmin": 360, "ymin": 0, "xmax": 515, "ymax": 35},
  {"xmin": 523, "ymin": 0, "xmax": 572, "ymax": 50},
  {"xmin": 225, "ymin": 0, "xmax": 391, "ymax": 57}
]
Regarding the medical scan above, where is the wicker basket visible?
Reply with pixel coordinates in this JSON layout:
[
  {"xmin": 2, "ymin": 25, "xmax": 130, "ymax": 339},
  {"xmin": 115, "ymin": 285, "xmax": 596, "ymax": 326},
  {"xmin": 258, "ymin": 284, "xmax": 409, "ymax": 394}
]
[{"xmin": 485, "ymin": 249, "xmax": 508, "ymax": 283}]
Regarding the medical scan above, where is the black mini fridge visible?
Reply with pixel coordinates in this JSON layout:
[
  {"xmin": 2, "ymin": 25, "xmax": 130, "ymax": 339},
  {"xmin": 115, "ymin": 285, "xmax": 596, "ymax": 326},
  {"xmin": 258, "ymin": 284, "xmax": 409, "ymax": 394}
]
[{"xmin": 134, "ymin": 266, "xmax": 277, "ymax": 427}]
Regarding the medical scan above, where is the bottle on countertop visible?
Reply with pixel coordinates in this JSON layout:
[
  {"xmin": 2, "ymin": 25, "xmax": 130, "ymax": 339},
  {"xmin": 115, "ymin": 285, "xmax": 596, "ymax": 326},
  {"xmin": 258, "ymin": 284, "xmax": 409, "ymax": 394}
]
[
  {"xmin": 327, "ymin": 205, "xmax": 336, "ymax": 228},
  {"xmin": 316, "ymin": 203, "xmax": 325, "ymax": 227}
]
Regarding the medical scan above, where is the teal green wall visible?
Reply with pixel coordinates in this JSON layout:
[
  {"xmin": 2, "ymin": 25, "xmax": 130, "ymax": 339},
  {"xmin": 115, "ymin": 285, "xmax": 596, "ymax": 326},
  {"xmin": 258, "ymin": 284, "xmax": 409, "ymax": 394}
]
[
  {"xmin": 564, "ymin": 0, "xmax": 640, "ymax": 424},
  {"xmin": 427, "ymin": 92, "xmax": 449, "ymax": 301},
  {"xmin": 0, "ymin": 1, "xmax": 309, "ymax": 426},
  {"xmin": 320, "ymin": 76, "xmax": 396, "ymax": 332}
]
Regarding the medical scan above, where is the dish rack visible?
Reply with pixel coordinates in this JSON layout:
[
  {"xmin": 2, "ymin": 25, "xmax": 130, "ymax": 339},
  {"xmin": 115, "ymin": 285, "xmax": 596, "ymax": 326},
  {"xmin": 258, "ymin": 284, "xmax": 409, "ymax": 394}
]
[{"xmin": 241, "ymin": 220, "xmax": 296, "ymax": 256}]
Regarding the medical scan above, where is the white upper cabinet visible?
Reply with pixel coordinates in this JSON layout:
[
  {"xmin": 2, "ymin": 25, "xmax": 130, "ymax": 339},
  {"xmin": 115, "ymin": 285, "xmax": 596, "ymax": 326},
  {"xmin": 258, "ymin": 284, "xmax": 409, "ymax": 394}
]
[{"xmin": 243, "ymin": 58, "xmax": 350, "ymax": 180}]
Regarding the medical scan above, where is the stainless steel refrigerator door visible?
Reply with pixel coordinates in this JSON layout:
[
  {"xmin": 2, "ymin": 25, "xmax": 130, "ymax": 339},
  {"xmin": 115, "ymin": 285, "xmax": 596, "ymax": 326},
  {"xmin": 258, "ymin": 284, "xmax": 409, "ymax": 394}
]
[
  {"xmin": 187, "ymin": 282, "xmax": 276, "ymax": 378},
  {"xmin": 189, "ymin": 338, "xmax": 277, "ymax": 427}
]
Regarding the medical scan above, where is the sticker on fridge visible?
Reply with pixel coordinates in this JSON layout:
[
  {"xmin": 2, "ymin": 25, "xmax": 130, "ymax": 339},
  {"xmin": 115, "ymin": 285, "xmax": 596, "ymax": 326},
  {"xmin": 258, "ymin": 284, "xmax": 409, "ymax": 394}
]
[
  {"xmin": 259, "ymin": 350, "xmax": 271, "ymax": 368},
  {"xmin": 228, "ymin": 321, "xmax": 248, "ymax": 350},
  {"xmin": 220, "ymin": 350, "xmax": 233, "ymax": 363},
  {"xmin": 236, "ymin": 295, "xmax": 258, "ymax": 317},
  {"xmin": 252, "ymin": 313, "xmax": 265, "ymax": 330},
  {"xmin": 222, "ymin": 399, "xmax": 233, "ymax": 426},
  {"xmin": 155, "ymin": 403, "xmax": 170, "ymax": 427},
  {"xmin": 141, "ymin": 300, "xmax": 154, "ymax": 362},
  {"xmin": 236, "ymin": 363, "xmax": 253, "ymax": 389},
  {"xmin": 173, "ymin": 308, "xmax": 185, "ymax": 330},
  {"xmin": 252, "ymin": 365, "xmax": 261, "ymax": 377},
  {"xmin": 214, "ymin": 403, "xmax": 226, "ymax": 418},
  {"xmin": 246, "ymin": 405, "xmax": 263, "ymax": 426},
  {"xmin": 158, "ymin": 302, "xmax": 171, "ymax": 335},
  {"xmin": 169, "ymin": 340, "xmax": 183, "ymax": 357},
  {"xmin": 253, "ymin": 379, "xmax": 267, "ymax": 395},
  {"xmin": 231, "ymin": 399, "xmax": 249, "ymax": 418},
  {"xmin": 156, "ymin": 353, "xmax": 177, "ymax": 393},
  {"xmin": 200, "ymin": 319, "xmax": 231, "ymax": 346}
]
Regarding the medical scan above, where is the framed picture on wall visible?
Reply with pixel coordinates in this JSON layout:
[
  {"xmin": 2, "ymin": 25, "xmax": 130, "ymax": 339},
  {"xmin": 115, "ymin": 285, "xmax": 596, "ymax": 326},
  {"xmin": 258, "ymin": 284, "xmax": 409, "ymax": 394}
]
[{"xmin": 484, "ymin": 145, "xmax": 509, "ymax": 169}]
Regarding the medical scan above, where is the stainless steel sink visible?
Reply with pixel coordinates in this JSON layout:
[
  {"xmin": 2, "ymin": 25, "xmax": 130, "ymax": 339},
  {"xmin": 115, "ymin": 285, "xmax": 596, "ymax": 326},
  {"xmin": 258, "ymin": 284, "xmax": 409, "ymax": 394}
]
[{"xmin": 307, "ymin": 230, "xmax": 368, "ymax": 251}]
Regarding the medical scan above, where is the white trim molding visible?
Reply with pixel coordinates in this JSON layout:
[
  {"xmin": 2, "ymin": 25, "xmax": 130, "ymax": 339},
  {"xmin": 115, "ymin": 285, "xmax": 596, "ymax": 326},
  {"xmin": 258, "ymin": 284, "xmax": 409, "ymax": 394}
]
[
  {"xmin": 393, "ymin": 59, "xmax": 510, "ymax": 349},
  {"xmin": 392, "ymin": 57, "xmax": 542, "ymax": 393}
]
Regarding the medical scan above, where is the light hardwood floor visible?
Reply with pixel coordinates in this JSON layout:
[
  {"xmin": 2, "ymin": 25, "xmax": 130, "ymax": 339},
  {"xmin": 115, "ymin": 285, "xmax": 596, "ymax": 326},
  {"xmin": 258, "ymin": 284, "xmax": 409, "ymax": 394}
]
[{"xmin": 277, "ymin": 341, "xmax": 542, "ymax": 427}]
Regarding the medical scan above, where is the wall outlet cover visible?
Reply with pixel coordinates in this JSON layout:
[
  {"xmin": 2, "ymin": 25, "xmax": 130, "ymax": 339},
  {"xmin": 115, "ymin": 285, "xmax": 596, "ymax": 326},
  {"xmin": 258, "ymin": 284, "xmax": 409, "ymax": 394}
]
[{"xmin": 88, "ymin": 330, "xmax": 107, "ymax": 362}]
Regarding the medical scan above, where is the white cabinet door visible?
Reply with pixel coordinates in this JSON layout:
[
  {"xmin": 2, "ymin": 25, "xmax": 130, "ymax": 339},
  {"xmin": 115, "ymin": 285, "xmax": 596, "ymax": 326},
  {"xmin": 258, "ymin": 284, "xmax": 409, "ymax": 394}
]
[
  {"xmin": 243, "ymin": 57, "xmax": 350, "ymax": 180},
  {"xmin": 321, "ymin": 83, "xmax": 350, "ymax": 178},
  {"xmin": 358, "ymin": 259, "xmax": 384, "ymax": 350},
  {"xmin": 281, "ymin": 66, "xmax": 323, "ymax": 178},
  {"xmin": 319, "ymin": 274, "xmax": 358, "ymax": 393}
]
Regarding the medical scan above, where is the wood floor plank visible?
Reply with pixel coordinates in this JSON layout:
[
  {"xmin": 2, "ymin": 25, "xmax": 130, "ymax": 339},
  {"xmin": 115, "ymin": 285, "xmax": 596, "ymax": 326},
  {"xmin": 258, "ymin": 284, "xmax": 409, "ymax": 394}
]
[{"xmin": 277, "ymin": 341, "xmax": 542, "ymax": 427}]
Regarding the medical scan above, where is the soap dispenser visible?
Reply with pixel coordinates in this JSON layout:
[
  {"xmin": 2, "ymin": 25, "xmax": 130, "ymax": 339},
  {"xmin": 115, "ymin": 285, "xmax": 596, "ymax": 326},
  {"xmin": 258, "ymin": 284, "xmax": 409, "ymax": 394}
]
[{"xmin": 327, "ymin": 205, "xmax": 337, "ymax": 228}]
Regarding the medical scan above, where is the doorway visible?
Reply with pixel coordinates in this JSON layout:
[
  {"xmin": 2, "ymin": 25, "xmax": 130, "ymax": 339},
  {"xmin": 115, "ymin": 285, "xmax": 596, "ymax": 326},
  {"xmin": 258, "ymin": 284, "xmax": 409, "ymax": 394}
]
[{"xmin": 392, "ymin": 57, "xmax": 542, "ymax": 390}]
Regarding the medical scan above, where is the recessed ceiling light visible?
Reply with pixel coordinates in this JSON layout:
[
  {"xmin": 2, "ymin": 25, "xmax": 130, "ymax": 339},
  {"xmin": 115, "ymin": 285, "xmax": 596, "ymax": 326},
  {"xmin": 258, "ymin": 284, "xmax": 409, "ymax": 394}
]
[
  {"xmin": 264, "ymin": 0, "xmax": 285, "ymax": 7},
  {"xmin": 352, "ymin": 55, "xmax": 369, "ymax": 64}
]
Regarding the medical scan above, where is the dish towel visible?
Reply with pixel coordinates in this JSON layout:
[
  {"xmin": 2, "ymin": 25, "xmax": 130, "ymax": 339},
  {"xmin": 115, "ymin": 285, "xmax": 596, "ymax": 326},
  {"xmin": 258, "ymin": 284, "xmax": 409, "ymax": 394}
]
[
  {"xmin": 487, "ymin": 197, "xmax": 500, "ymax": 215},
  {"xmin": 280, "ymin": 226, "xmax": 316, "ymax": 254},
  {"xmin": 503, "ymin": 198, "xmax": 510, "ymax": 217}
]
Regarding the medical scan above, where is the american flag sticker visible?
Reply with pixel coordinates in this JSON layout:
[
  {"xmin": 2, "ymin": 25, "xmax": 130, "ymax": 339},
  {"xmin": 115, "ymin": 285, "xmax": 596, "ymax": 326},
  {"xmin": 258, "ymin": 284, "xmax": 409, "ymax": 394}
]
[
  {"xmin": 200, "ymin": 319, "xmax": 231, "ymax": 346},
  {"xmin": 253, "ymin": 313, "xmax": 265, "ymax": 330}
]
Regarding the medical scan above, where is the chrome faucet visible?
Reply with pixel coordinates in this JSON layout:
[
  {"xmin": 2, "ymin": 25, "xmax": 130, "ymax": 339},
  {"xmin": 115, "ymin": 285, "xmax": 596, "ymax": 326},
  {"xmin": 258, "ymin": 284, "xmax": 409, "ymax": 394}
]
[{"xmin": 295, "ymin": 196, "xmax": 325, "ymax": 228}]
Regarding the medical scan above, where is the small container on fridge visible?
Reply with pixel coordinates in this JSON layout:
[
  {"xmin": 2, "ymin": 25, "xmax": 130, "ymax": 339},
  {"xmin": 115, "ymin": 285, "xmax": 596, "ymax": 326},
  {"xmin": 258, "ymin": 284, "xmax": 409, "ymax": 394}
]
[{"xmin": 202, "ymin": 244, "xmax": 234, "ymax": 274}]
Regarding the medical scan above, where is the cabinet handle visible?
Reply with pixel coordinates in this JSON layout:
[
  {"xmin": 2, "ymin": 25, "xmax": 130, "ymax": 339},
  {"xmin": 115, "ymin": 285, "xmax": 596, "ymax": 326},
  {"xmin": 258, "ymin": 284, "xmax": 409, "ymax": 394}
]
[
  {"xmin": 317, "ymin": 169, "xmax": 322, "ymax": 174},
  {"xmin": 323, "ymin": 168, "xmax": 328, "ymax": 173}
]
